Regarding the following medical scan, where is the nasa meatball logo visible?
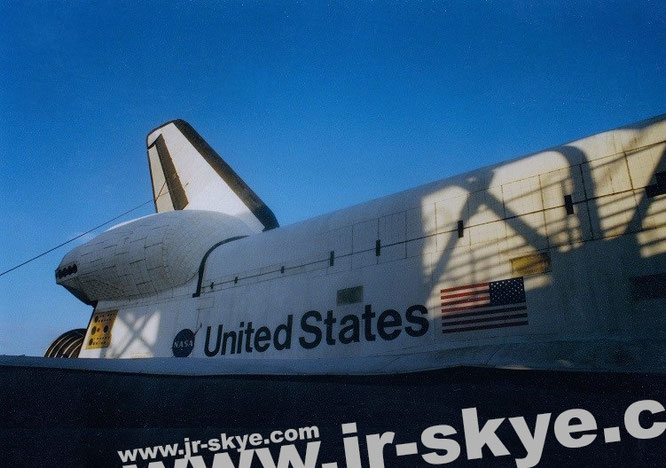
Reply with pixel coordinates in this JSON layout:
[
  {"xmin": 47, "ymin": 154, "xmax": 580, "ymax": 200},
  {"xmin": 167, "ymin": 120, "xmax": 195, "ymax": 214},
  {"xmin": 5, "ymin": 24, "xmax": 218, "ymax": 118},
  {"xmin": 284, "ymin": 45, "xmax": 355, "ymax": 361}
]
[{"xmin": 172, "ymin": 329, "xmax": 195, "ymax": 357}]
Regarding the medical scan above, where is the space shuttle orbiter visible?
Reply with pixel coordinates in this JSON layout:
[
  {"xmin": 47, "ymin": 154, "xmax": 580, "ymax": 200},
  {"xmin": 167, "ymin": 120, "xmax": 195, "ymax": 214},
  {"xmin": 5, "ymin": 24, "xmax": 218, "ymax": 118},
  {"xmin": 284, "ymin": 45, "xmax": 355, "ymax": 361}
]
[{"xmin": 43, "ymin": 115, "xmax": 666, "ymax": 375}]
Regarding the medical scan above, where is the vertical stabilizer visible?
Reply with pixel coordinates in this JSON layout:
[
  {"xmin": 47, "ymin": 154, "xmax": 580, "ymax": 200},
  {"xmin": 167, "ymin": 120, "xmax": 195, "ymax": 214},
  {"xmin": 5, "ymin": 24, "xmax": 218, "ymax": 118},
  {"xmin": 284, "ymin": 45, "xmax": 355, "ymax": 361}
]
[{"xmin": 146, "ymin": 120, "xmax": 279, "ymax": 232}]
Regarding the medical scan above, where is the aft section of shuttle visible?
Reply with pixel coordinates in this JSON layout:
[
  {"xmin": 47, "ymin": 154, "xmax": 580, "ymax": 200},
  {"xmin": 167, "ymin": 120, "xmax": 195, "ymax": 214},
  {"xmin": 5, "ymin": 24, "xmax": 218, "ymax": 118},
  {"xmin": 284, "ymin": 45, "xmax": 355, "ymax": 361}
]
[
  {"xmin": 56, "ymin": 119, "xmax": 280, "ymax": 305},
  {"xmin": 51, "ymin": 114, "xmax": 666, "ymax": 373},
  {"xmin": 55, "ymin": 210, "xmax": 254, "ymax": 304}
]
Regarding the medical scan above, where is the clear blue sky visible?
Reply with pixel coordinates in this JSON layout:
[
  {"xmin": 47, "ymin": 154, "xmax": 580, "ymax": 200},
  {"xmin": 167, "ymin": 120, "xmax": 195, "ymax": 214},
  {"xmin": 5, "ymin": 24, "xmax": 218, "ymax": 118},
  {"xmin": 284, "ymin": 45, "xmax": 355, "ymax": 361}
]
[{"xmin": 1, "ymin": 1, "xmax": 664, "ymax": 356}]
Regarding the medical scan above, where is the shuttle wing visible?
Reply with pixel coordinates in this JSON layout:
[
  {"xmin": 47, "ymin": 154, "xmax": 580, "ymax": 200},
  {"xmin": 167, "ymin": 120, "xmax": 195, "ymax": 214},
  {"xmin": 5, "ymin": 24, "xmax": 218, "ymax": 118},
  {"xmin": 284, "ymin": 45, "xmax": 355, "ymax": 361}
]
[{"xmin": 146, "ymin": 120, "xmax": 279, "ymax": 232}]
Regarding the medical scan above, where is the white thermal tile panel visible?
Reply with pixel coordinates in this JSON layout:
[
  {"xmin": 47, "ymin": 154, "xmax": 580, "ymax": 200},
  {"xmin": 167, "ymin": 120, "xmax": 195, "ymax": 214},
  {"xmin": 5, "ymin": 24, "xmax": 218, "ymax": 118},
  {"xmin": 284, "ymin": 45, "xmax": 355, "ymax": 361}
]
[
  {"xmin": 626, "ymin": 142, "xmax": 666, "ymax": 189},
  {"xmin": 540, "ymin": 166, "xmax": 586, "ymax": 209},
  {"xmin": 503, "ymin": 211, "xmax": 548, "ymax": 252},
  {"xmin": 406, "ymin": 203, "xmax": 436, "ymax": 257},
  {"xmin": 614, "ymin": 117, "xmax": 666, "ymax": 154},
  {"xmin": 467, "ymin": 189, "xmax": 505, "ymax": 225},
  {"xmin": 502, "ymin": 176, "xmax": 543, "ymax": 216},
  {"xmin": 544, "ymin": 204, "xmax": 593, "ymax": 246},
  {"xmin": 378, "ymin": 212, "xmax": 406, "ymax": 263},
  {"xmin": 435, "ymin": 194, "xmax": 469, "ymax": 231},
  {"xmin": 588, "ymin": 192, "xmax": 640, "ymax": 239},
  {"xmin": 581, "ymin": 153, "xmax": 632, "ymax": 197},
  {"xmin": 468, "ymin": 221, "xmax": 506, "ymax": 246},
  {"xmin": 570, "ymin": 130, "xmax": 619, "ymax": 161},
  {"xmin": 635, "ymin": 189, "xmax": 666, "ymax": 231},
  {"xmin": 352, "ymin": 219, "xmax": 378, "ymax": 267}
]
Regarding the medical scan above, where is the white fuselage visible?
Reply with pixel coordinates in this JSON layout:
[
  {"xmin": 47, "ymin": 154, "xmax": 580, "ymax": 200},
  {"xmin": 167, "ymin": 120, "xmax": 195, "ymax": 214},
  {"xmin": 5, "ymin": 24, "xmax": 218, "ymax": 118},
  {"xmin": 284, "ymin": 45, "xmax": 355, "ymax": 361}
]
[{"xmin": 56, "ymin": 115, "xmax": 666, "ymax": 374}]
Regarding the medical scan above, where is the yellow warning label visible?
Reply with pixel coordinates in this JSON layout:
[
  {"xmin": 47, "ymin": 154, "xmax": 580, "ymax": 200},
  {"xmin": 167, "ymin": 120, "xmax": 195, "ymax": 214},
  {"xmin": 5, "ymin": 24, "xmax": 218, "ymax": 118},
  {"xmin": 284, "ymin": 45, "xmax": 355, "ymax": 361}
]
[
  {"xmin": 86, "ymin": 310, "xmax": 118, "ymax": 349},
  {"xmin": 511, "ymin": 252, "xmax": 551, "ymax": 276}
]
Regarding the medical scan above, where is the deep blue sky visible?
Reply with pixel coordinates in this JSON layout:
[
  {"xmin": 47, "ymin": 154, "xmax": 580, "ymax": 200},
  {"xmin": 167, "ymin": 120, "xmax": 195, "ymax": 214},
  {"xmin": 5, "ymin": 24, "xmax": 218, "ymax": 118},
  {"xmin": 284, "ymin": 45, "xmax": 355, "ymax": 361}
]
[{"xmin": 1, "ymin": 1, "xmax": 664, "ymax": 355}]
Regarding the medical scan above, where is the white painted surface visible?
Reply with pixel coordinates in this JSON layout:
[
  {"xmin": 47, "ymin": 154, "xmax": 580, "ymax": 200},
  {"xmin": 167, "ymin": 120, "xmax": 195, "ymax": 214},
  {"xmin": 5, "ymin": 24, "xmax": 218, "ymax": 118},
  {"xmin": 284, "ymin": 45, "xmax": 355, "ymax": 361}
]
[
  {"xmin": 147, "ymin": 122, "xmax": 267, "ymax": 232},
  {"xmin": 56, "ymin": 210, "xmax": 254, "ymax": 301},
  {"xmin": 50, "ymin": 114, "xmax": 666, "ymax": 374}
]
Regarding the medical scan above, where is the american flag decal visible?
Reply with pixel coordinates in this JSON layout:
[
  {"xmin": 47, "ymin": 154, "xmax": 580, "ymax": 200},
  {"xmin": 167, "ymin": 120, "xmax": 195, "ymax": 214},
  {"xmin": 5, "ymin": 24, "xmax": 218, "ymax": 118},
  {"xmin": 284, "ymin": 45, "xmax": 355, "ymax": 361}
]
[{"xmin": 440, "ymin": 277, "xmax": 527, "ymax": 334}]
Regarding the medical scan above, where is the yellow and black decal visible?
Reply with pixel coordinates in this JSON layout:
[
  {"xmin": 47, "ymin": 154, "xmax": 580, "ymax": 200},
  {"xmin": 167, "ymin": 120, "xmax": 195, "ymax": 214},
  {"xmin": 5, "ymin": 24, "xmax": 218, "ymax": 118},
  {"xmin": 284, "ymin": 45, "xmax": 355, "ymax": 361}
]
[{"xmin": 86, "ymin": 310, "xmax": 118, "ymax": 349}]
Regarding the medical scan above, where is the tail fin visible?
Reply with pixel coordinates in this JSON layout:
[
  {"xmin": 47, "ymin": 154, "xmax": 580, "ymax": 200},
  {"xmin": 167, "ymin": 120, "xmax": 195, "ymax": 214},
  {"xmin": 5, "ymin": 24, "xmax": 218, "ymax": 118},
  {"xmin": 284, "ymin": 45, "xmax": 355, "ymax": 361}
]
[{"xmin": 146, "ymin": 120, "xmax": 279, "ymax": 232}]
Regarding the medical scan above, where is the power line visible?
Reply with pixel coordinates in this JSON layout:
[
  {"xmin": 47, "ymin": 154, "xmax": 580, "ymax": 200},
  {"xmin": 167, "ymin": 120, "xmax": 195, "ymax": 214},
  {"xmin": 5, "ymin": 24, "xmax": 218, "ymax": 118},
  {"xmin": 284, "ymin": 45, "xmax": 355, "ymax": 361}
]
[{"xmin": 0, "ymin": 199, "xmax": 155, "ymax": 278}]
